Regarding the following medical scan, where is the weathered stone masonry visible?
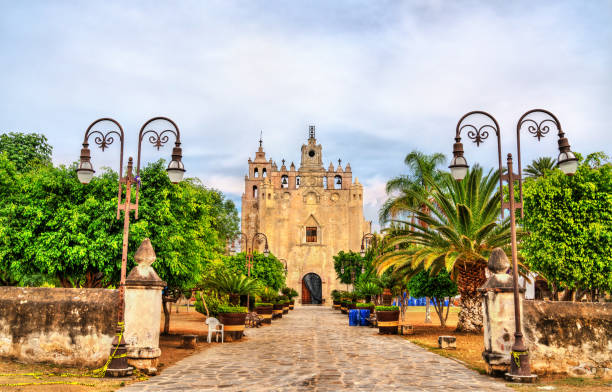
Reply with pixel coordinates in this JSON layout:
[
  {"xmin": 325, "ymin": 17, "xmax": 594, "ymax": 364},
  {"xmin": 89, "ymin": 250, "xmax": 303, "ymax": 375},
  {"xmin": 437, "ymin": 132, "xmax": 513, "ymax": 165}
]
[{"xmin": 0, "ymin": 287, "xmax": 117, "ymax": 367}]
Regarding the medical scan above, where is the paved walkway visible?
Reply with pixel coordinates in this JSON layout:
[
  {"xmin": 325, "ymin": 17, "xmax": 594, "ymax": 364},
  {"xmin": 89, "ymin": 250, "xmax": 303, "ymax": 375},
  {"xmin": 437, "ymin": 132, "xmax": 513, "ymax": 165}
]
[{"xmin": 122, "ymin": 306, "xmax": 511, "ymax": 391}]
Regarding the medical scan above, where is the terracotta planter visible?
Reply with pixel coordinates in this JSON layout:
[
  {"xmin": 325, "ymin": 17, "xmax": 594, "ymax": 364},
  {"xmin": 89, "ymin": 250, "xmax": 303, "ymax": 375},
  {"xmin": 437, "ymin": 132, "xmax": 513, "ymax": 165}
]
[
  {"xmin": 255, "ymin": 305, "xmax": 273, "ymax": 324},
  {"xmin": 282, "ymin": 304, "xmax": 289, "ymax": 314},
  {"xmin": 289, "ymin": 300, "xmax": 295, "ymax": 310},
  {"xmin": 218, "ymin": 312, "xmax": 247, "ymax": 341},
  {"xmin": 273, "ymin": 303, "xmax": 283, "ymax": 319},
  {"xmin": 382, "ymin": 289, "xmax": 393, "ymax": 305},
  {"xmin": 340, "ymin": 303, "xmax": 348, "ymax": 314},
  {"xmin": 377, "ymin": 310, "xmax": 399, "ymax": 334},
  {"xmin": 332, "ymin": 300, "xmax": 341, "ymax": 310}
]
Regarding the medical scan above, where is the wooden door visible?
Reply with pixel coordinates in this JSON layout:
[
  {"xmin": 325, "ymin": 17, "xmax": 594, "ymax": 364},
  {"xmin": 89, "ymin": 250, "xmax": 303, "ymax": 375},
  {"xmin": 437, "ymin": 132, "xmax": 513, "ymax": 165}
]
[{"xmin": 301, "ymin": 278, "xmax": 312, "ymax": 304}]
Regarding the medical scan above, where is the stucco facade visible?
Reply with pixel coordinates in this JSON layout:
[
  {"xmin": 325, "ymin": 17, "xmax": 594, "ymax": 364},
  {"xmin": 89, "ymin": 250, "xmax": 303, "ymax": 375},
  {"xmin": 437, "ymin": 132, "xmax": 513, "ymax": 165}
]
[{"xmin": 241, "ymin": 126, "xmax": 371, "ymax": 303}]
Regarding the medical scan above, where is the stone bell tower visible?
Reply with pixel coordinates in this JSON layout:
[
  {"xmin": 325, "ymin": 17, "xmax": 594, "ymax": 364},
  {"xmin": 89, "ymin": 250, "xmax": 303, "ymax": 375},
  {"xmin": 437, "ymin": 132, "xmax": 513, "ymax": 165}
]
[{"xmin": 241, "ymin": 126, "xmax": 371, "ymax": 304}]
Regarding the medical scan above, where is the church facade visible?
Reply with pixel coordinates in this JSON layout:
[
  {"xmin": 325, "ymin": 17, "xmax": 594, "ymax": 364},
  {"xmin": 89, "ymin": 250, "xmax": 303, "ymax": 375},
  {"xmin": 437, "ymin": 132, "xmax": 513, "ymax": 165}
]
[{"xmin": 240, "ymin": 126, "xmax": 371, "ymax": 304}]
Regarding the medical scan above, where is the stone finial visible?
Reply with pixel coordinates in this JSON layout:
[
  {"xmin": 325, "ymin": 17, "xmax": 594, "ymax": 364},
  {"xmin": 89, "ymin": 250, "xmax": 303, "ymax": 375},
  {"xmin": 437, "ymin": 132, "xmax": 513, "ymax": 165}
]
[
  {"xmin": 135, "ymin": 238, "xmax": 156, "ymax": 266},
  {"xmin": 328, "ymin": 162, "xmax": 334, "ymax": 171},
  {"xmin": 345, "ymin": 163, "xmax": 352, "ymax": 172},
  {"xmin": 290, "ymin": 162, "xmax": 295, "ymax": 171},
  {"xmin": 127, "ymin": 239, "xmax": 165, "ymax": 287},
  {"xmin": 488, "ymin": 248, "xmax": 509, "ymax": 274}
]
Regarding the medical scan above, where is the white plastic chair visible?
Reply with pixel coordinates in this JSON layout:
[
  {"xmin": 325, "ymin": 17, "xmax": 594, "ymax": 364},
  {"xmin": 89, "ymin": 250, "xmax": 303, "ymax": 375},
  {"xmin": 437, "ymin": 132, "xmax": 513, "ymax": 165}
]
[{"xmin": 205, "ymin": 317, "xmax": 224, "ymax": 343}]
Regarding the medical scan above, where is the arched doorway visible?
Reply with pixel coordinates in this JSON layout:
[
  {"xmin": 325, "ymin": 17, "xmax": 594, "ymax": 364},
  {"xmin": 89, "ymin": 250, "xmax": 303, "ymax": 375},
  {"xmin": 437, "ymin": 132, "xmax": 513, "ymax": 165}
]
[{"xmin": 302, "ymin": 273, "xmax": 322, "ymax": 304}]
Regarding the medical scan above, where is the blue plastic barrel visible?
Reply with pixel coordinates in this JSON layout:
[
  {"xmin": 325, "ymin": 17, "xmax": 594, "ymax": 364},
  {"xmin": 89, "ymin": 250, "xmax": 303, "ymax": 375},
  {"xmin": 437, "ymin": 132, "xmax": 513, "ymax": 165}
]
[
  {"xmin": 359, "ymin": 309, "xmax": 370, "ymax": 326},
  {"xmin": 348, "ymin": 309, "xmax": 360, "ymax": 326}
]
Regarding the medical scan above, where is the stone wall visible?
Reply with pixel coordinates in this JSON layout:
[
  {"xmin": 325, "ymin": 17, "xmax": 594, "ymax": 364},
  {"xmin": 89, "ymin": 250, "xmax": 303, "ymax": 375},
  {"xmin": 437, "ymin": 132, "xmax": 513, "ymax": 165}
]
[
  {"xmin": 523, "ymin": 300, "xmax": 612, "ymax": 378},
  {"xmin": 0, "ymin": 286, "xmax": 118, "ymax": 367}
]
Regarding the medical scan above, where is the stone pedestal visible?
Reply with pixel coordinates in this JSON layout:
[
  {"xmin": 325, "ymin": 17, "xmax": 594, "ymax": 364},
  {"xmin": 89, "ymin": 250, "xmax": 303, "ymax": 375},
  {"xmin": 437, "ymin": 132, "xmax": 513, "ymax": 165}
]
[
  {"xmin": 124, "ymin": 238, "xmax": 166, "ymax": 375},
  {"xmin": 478, "ymin": 248, "xmax": 525, "ymax": 376}
]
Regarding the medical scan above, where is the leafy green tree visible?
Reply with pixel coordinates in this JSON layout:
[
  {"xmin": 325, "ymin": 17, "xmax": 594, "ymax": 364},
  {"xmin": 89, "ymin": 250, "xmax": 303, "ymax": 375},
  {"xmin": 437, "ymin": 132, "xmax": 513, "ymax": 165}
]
[
  {"xmin": 0, "ymin": 158, "xmax": 238, "ymax": 290},
  {"xmin": 0, "ymin": 132, "xmax": 52, "ymax": 172},
  {"xmin": 225, "ymin": 251, "xmax": 286, "ymax": 291},
  {"xmin": 406, "ymin": 269, "xmax": 458, "ymax": 327},
  {"xmin": 375, "ymin": 167, "xmax": 512, "ymax": 332},
  {"xmin": 333, "ymin": 250, "xmax": 367, "ymax": 285},
  {"xmin": 524, "ymin": 157, "xmax": 556, "ymax": 178},
  {"xmin": 379, "ymin": 151, "xmax": 446, "ymax": 224},
  {"xmin": 521, "ymin": 153, "xmax": 611, "ymax": 300}
]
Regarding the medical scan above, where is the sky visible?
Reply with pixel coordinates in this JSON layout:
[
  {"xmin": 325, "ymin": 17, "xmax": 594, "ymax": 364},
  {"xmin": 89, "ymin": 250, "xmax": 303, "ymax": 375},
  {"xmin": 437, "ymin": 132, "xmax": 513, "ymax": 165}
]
[{"xmin": 1, "ymin": 1, "xmax": 611, "ymax": 231}]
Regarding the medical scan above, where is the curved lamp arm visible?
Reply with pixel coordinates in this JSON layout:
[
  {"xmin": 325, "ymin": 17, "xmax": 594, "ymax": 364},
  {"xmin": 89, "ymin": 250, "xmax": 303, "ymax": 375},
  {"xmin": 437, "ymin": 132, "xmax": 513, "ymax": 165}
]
[
  {"xmin": 134, "ymin": 116, "xmax": 184, "ymax": 218},
  {"xmin": 450, "ymin": 111, "xmax": 504, "ymax": 217},
  {"xmin": 360, "ymin": 233, "xmax": 375, "ymax": 257},
  {"xmin": 77, "ymin": 118, "xmax": 125, "ymax": 219},
  {"xmin": 516, "ymin": 109, "xmax": 577, "ymax": 217},
  {"xmin": 251, "ymin": 232, "xmax": 270, "ymax": 257}
]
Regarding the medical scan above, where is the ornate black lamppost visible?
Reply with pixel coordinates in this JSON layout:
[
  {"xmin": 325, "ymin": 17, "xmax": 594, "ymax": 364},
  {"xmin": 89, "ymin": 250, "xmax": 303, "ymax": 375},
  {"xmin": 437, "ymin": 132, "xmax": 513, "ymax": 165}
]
[
  {"xmin": 233, "ymin": 232, "xmax": 270, "ymax": 307},
  {"xmin": 449, "ymin": 109, "xmax": 577, "ymax": 382},
  {"xmin": 76, "ymin": 117, "xmax": 185, "ymax": 377}
]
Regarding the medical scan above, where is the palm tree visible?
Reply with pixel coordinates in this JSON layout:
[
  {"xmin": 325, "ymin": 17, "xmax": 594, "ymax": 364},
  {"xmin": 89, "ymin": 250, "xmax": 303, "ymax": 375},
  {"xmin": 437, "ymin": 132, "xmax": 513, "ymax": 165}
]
[
  {"xmin": 202, "ymin": 270, "xmax": 260, "ymax": 305},
  {"xmin": 379, "ymin": 151, "xmax": 446, "ymax": 224},
  {"xmin": 524, "ymin": 157, "xmax": 556, "ymax": 178},
  {"xmin": 375, "ymin": 167, "xmax": 513, "ymax": 332}
]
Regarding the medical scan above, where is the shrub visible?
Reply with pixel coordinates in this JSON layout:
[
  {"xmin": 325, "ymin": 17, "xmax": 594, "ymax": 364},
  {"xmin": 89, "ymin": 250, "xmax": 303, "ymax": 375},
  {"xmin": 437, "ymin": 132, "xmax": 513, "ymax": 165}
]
[
  {"xmin": 356, "ymin": 302, "xmax": 374, "ymax": 308},
  {"xmin": 218, "ymin": 305, "xmax": 247, "ymax": 314},
  {"xmin": 375, "ymin": 305, "xmax": 399, "ymax": 312},
  {"xmin": 255, "ymin": 302, "xmax": 273, "ymax": 307},
  {"xmin": 195, "ymin": 291, "xmax": 228, "ymax": 318},
  {"xmin": 331, "ymin": 289, "xmax": 342, "ymax": 301}
]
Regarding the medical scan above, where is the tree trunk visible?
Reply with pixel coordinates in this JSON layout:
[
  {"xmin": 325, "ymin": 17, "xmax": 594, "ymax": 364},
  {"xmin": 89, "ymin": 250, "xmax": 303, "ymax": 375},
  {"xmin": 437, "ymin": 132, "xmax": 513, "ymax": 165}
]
[
  {"xmin": 455, "ymin": 263, "xmax": 486, "ymax": 333},
  {"xmin": 162, "ymin": 298, "xmax": 171, "ymax": 335},
  {"xmin": 425, "ymin": 297, "xmax": 432, "ymax": 323},
  {"xmin": 456, "ymin": 292, "xmax": 483, "ymax": 332}
]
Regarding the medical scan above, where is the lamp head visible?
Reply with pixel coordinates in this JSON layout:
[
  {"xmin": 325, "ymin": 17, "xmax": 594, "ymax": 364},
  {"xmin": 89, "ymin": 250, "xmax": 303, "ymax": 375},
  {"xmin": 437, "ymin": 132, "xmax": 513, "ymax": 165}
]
[
  {"xmin": 76, "ymin": 146, "xmax": 95, "ymax": 184},
  {"xmin": 166, "ymin": 144, "xmax": 185, "ymax": 183},
  {"xmin": 557, "ymin": 135, "xmax": 578, "ymax": 175},
  {"xmin": 449, "ymin": 138, "xmax": 468, "ymax": 181},
  {"xmin": 264, "ymin": 246, "xmax": 270, "ymax": 257}
]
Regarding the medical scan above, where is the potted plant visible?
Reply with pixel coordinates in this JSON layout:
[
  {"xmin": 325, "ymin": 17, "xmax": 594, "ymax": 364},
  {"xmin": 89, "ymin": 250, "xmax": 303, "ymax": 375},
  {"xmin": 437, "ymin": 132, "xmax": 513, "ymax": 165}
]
[
  {"xmin": 278, "ymin": 295, "xmax": 290, "ymax": 314},
  {"xmin": 355, "ymin": 281, "xmax": 382, "ymax": 304},
  {"xmin": 217, "ymin": 305, "xmax": 248, "ymax": 340},
  {"xmin": 254, "ymin": 302, "xmax": 273, "ymax": 324},
  {"xmin": 331, "ymin": 290, "xmax": 342, "ymax": 310},
  {"xmin": 356, "ymin": 302, "xmax": 374, "ymax": 326},
  {"xmin": 202, "ymin": 271, "xmax": 259, "ymax": 341},
  {"xmin": 340, "ymin": 299, "xmax": 349, "ymax": 314},
  {"xmin": 375, "ymin": 305, "xmax": 400, "ymax": 334},
  {"xmin": 273, "ymin": 298, "xmax": 284, "ymax": 319},
  {"xmin": 282, "ymin": 287, "xmax": 299, "ymax": 310}
]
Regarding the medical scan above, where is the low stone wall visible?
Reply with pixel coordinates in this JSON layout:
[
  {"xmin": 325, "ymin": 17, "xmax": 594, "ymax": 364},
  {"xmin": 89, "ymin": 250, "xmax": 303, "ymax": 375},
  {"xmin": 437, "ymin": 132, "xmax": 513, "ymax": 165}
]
[
  {"xmin": 523, "ymin": 300, "xmax": 612, "ymax": 378},
  {"xmin": 0, "ymin": 287, "xmax": 118, "ymax": 367}
]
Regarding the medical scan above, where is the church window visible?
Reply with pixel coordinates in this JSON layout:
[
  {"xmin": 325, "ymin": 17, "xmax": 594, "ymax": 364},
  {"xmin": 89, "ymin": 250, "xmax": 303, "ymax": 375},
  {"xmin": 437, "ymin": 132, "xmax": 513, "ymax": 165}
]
[
  {"xmin": 334, "ymin": 175, "xmax": 342, "ymax": 189},
  {"xmin": 262, "ymin": 168, "xmax": 267, "ymax": 177},
  {"xmin": 281, "ymin": 175, "xmax": 289, "ymax": 189},
  {"xmin": 254, "ymin": 168, "xmax": 259, "ymax": 177},
  {"xmin": 268, "ymin": 193, "xmax": 271, "ymax": 200},
  {"xmin": 359, "ymin": 194, "xmax": 362, "ymax": 200},
  {"xmin": 296, "ymin": 176, "xmax": 301, "ymax": 189},
  {"xmin": 306, "ymin": 227, "xmax": 317, "ymax": 243},
  {"xmin": 253, "ymin": 185, "xmax": 258, "ymax": 198},
  {"xmin": 323, "ymin": 176, "xmax": 328, "ymax": 189},
  {"xmin": 308, "ymin": 150, "xmax": 315, "ymax": 157}
]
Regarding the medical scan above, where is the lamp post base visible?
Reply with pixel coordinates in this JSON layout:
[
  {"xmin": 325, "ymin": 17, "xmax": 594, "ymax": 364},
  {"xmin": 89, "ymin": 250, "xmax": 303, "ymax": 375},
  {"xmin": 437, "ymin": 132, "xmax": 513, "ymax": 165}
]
[
  {"xmin": 504, "ymin": 373, "xmax": 538, "ymax": 383},
  {"xmin": 105, "ymin": 324, "xmax": 134, "ymax": 378}
]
